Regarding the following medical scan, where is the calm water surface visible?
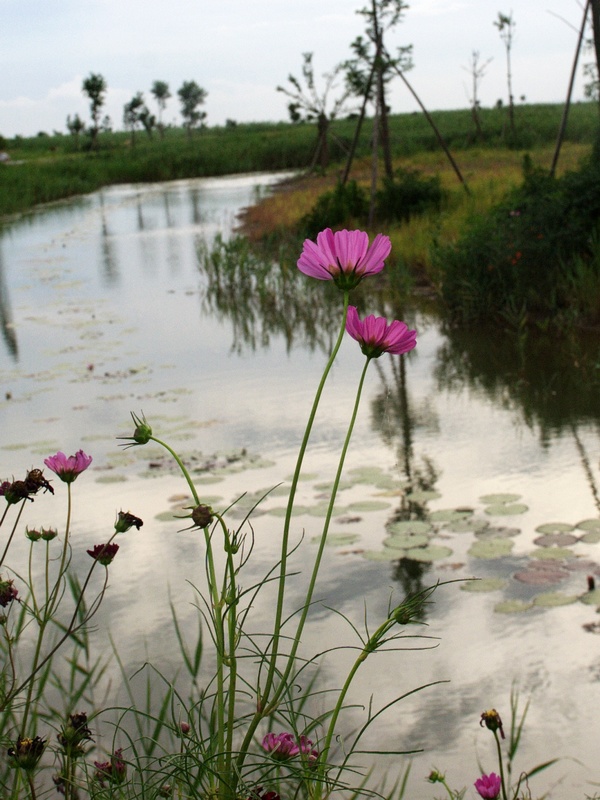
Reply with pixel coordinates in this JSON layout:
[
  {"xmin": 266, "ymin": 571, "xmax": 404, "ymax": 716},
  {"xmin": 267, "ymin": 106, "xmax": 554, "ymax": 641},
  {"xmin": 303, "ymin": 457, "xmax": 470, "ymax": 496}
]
[{"xmin": 1, "ymin": 173, "xmax": 600, "ymax": 798}]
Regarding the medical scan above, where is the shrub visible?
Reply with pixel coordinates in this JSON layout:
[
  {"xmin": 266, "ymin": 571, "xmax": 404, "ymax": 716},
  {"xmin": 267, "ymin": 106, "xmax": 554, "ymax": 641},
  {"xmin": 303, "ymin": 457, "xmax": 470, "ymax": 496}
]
[
  {"xmin": 433, "ymin": 153, "xmax": 600, "ymax": 323},
  {"xmin": 300, "ymin": 180, "xmax": 368, "ymax": 237},
  {"xmin": 376, "ymin": 169, "xmax": 444, "ymax": 222}
]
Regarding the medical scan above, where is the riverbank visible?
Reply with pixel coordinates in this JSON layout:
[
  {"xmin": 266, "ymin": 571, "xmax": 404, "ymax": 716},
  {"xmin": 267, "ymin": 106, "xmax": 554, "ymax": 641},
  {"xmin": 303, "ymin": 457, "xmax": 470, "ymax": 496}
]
[{"xmin": 0, "ymin": 102, "xmax": 596, "ymax": 219}]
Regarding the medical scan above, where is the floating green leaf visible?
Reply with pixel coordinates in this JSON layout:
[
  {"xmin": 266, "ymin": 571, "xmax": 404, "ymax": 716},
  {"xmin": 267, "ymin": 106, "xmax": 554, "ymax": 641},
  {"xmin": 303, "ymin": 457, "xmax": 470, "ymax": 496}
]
[
  {"xmin": 95, "ymin": 474, "xmax": 128, "ymax": 484},
  {"xmin": 480, "ymin": 493, "xmax": 521, "ymax": 504},
  {"xmin": 532, "ymin": 592, "xmax": 578, "ymax": 607},
  {"xmin": 461, "ymin": 578, "xmax": 507, "ymax": 592},
  {"xmin": 362, "ymin": 550, "xmax": 403, "ymax": 562},
  {"xmin": 576, "ymin": 519, "xmax": 600, "ymax": 531},
  {"xmin": 311, "ymin": 533, "xmax": 361, "ymax": 547},
  {"xmin": 530, "ymin": 547, "xmax": 575, "ymax": 560},
  {"xmin": 348, "ymin": 500, "xmax": 391, "ymax": 512},
  {"xmin": 533, "ymin": 533, "xmax": 579, "ymax": 547},
  {"xmin": 484, "ymin": 503, "xmax": 528, "ymax": 516},
  {"xmin": 468, "ymin": 539, "xmax": 514, "ymax": 559},
  {"xmin": 405, "ymin": 490, "xmax": 442, "ymax": 503},
  {"xmin": 405, "ymin": 544, "xmax": 453, "ymax": 562},
  {"xmin": 386, "ymin": 520, "xmax": 432, "ymax": 535},
  {"xmin": 579, "ymin": 588, "xmax": 600, "ymax": 606},
  {"xmin": 535, "ymin": 522, "xmax": 575, "ymax": 534},
  {"xmin": 383, "ymin": 533, "xmax": 430, "ymax": 550},
  {"xmin": 447, "ymin": 518, "xmax": 489, "ymax": 534},
  {"xmin": 494, "ymin": 599, "xmax": 533, "ymax": 614},
  {"xmin": 429, "ymin": 508, "xmax": 472, "ymax": 523},
  {"xmin": 580, "ymin": 531, "xmax": 600, "ymax": 544}
]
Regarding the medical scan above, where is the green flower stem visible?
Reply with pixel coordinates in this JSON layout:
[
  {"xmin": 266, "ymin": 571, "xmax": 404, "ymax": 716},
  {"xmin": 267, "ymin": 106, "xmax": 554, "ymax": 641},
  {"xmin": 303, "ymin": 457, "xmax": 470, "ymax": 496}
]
[
  {"xmin": 149, "ymin": 436, "xmax": 200, "ymax": 505},
  {"xmin": 234, "ymin": 291, "xmax": 350, "ymax": 782},
  {"xmin": 0, "ymin": 499, "xmax": 27, "ymax": 568},
  {"xmin": 271, "ymin": 356, "xmax": 372, "ymax": 703},
  {"xmin": 320, "ymin": 607, "xmax": 389, "ymax": 780},
  {"xmin": 7, "ymin": 532, "xmax": 113, "ymax": 718},
  {"xmin": 494, "ymin": 730, "xmax": 508, "ymax": 800},
  {"xmin": 46, "ymin": 483, "xmax": 73, "ymax": 618},
  {"xmin": 27, "ymin": 542, "xmax": 40, "ymax": 621}
]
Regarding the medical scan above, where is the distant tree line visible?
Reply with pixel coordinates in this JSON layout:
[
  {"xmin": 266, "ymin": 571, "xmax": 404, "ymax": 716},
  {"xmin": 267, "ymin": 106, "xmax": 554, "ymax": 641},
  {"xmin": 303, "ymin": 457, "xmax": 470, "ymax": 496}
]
[{"xmin": 67, "ymin": 73, "xmax": 208, "ymax": 147}]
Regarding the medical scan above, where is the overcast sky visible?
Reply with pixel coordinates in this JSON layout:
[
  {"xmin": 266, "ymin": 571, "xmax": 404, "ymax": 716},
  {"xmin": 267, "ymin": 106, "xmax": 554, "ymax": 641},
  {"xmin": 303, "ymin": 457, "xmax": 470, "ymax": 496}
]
[{"xmin": 0, "ymin": 0, "xmax": 591, "ymax": 138}]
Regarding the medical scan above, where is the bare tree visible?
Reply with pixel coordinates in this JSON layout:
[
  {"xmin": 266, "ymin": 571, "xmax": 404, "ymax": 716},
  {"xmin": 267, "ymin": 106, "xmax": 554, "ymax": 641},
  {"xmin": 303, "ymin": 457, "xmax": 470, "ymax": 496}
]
[
  {"xmin": 277, "ymin": 52, "xmax": 352, "ymax": 171},
  {"xmin": 494, "ymin": 11, "xmax": 517, "ymax": 137},
  {"xmin": 463, "ymin": 51, "xmax": 492, "ymax": 140},
  {"xmin": 345, "ymin": 0, "xmax": 413, "ymax": 179}
]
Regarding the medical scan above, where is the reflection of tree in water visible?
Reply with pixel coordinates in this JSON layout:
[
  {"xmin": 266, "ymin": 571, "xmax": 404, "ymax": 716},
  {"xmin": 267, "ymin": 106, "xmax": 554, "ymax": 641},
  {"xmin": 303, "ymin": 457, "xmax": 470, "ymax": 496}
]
[
  {"xmin": 197, "ymin": 234, "xmax": 343, "ymax": 354},
  {"xmin": 434, "ymin": 321, "xmax": 600, "ymax": 442},
  {"xmin": 366, "ymin": 305, "xmax": 442, "ymax": 611},
  {"xmin": 0, "ymin": 246, "xmax": 18, "ymax": 361}
]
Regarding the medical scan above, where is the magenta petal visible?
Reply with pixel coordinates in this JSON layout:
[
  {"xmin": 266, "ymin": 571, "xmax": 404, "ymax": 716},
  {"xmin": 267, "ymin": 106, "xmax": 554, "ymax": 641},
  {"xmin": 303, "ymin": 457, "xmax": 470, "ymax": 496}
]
[{"xmin": 345, "ymin": 305, "xmax": 417, "ymax": 358}]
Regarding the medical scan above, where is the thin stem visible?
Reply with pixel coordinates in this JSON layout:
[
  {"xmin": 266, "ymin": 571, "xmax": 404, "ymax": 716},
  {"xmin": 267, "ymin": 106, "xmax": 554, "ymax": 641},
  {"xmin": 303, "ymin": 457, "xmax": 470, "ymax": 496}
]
[
  {"xmin": 0, "ymin": 499, "xmax": 27, "ymax": 568},
  {"xmin": 149, "ymin": 436, "xmax": 200, "ymax": 505},
  {"xmin": 271, "ymin": 356, "xmax": 372, "ymax": 701},
  {"xmin": 494, "ymin": 730, "xmax": 508, "ymax": 800},
  {"xmin": 234, "ymin": 292, "xmax": 350, "ymax": 780}
]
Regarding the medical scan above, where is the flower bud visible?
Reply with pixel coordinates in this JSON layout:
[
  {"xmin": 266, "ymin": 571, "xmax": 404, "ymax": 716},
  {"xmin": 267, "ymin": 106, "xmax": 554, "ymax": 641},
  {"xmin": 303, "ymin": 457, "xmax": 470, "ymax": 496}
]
[
  {"xmin": 26, "ymin": 527, "xmax": 42, "ymax": 542},
  {"xmin": 480, "ymin": 708, "xmax": 505, "ymax": 739},
  {"xmin": 8, "ymin": 736, "xmax": 46, "ymax": 771},
  {"xmin": 191, "ymin": 504, "xmax": 213, "ymax": 529},
  {"xmin": 115, "ymin": 511, "xmax": 143, "ymax": 533},
  {"xmin": 41, "ymin": 527, "xmax": 58, "ymax": 541}
]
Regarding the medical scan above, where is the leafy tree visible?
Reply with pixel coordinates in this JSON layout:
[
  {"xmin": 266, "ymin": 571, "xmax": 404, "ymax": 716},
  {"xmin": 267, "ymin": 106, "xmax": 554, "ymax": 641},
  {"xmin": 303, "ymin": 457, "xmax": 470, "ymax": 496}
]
[
  {"xmin": 345, "ymin": 0, "xmax": 413, "ymax": 179},
  {"xmin": 277, "ymin": 52, "xmax": 352, "ymax": 170},
  {"xmin": 151, "ymin": 80, "xmax": 171, "ymax": 138},
  {"xmin": 494, "ymin": 11, "xmax": 517, "ymax": 137},
  {"xmin": 123, "ymin": 92, "xmax": 145, "ymax": 145},
  {"xmin": 177, "ymin": 81, "xmax": 208, "ymax": 136},
  {"xmin": 139, "ymin": 106, "xmax": 156, "ymax": 138},
  {"xmin": 66, "ymin": 113, "xmax": 85, "ymax": 149},
  {"xmin": 82, "ymin": 73, "xmax": 107, "ymax": 149}
]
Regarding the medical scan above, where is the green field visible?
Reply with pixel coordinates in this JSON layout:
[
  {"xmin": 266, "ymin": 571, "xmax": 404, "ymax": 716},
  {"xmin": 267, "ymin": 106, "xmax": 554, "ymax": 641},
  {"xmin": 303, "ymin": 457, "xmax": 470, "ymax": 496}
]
[{"xmin": 1, "ymin": 102, "xmax": 597, "ymax": 218}]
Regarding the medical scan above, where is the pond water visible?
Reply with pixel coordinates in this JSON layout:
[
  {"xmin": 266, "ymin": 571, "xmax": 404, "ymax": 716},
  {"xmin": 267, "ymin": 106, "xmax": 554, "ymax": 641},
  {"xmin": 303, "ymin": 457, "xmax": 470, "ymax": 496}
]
[{"xmin": 1, "ymin": 173, "xmax": 600, "ymax": 799}]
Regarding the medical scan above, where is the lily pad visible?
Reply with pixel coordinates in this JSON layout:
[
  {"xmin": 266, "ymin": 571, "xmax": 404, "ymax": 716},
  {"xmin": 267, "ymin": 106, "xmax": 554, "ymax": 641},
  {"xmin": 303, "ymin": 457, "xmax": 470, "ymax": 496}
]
[
  {"xmin": 535, "ymin": 522, "xmax": 575, "ymax": 534},
  {"xmin": 514, "ymin": 568, "xmax": 569, "ymax": 585},
  {"xmin": 468, "ymin": 539, "xmax": 514, "ymax": 559},
  {"xmin": 576, "ymin": 519, "xmax": 600, "ymax": 531},
  {"xmin": 484, "ymin": 503, "xmax": 528, "ymax": 516},
  {"xmin": 532, "ymin": 592, "xmax": 578, "ymax": 607},
  {"xmin": 533, "ymin": 533, "xmax": 579, "ymax": 547},
  {"xmin": 480, "ymin": 493, "xmax": 522, "ymax": 504},
  {"xmin": 494, "ymin": 599, "xmax": 533, "ymax": 614},
  {"xmin": 95, "ymin": 474, "xmax": 128, "ymax": 483},
  {"xmin": 429, "ymin": 508, "xmax": 472, "ymax": 523},
  {"xmin": 447, "ymin": 518, "xmax": 489, "ymax": 534},
  {"xmin": 461, "ymin": 578, "xmax": 507, "ymax": 592},
  {"xmin": 383, "ymin": 533, "xmax": 430, "ymax": 550},
  {"xmin": 348, "ymin": 466, "xmax": 387, "ymax": 484},
  {"xmin": 530, "ymin": 547, "xmax": 575, "ymax": 560},
  {"xmin": 267, "ymin": 505, "xmax": 311, "ymax": 517},
  {"xmin": 348, "ymin": 500, "xmax": 392, "ymax": 512},
  {"xmin": 362, "ymin": 549, "xmax": 404, "ymax": 562},
  {"xmin": 405, "ymin": 544, "xmax": 453, "ymax": 562},
  {"xmin": 475, "ymin": 526, "xmax": 520, "ymax": 539},
  {"xmin": 313, "ymin": 480, "xmax": 354, "ymax": 492},
  {"xmin": 311, "ymin": 533, "xmax": 361, "ymax": 547},
  {"xmin": 580, "ymin": 531, "xmax": 600, "ymax": 544},
  {"xmin": 579, "ymin": 588, "xmax": 600, "ymax": 606},
  {"xmin": 406, "ymin": 490, "xmax": 442, "ymax": 503},
  {"xmin": 386, "ymin": 520, "xmax": 432, "ymax": 535}
]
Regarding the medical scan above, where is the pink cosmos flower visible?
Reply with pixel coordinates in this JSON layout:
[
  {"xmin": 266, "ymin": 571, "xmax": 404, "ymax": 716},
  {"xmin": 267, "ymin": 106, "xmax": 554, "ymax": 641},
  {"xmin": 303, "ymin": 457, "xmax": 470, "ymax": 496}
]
[
  {"xmin": 474, "ymin": 772, "xmax": 502, "ymax": 799},
  {"xmin": 261, "ymin": 732, "xmax": 298, "ymax": 760},
  {"xmin": 346, "ymin": 306, "xmax": 417, "ymax": 358},
  {"xmin": 44, "ymin": 450, "xmax": 92, "ymax": 484},
  {"xmin": 297, "ymin": 228, "xmax": 391, "ymax": 290}
]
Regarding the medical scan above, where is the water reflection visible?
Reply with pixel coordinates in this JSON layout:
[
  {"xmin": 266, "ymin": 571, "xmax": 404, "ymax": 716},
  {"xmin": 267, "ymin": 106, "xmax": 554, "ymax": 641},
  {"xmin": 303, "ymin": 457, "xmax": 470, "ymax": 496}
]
[
  {"xmin": 198, "ymin": 234, "xmax": 343, "ymax": 354},
  {"xmin": 0, "ymin": 247, "xmax": 17, "ymax": 361},
  {"xmin": 434, "ymin": 321, "xmax": 600, "ymax": 439}
]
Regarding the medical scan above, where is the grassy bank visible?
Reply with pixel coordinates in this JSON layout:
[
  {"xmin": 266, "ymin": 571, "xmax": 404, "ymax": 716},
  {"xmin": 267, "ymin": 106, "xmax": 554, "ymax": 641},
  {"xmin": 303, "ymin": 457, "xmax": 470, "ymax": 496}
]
[{"xmin": 0, "ymin": 102, "xmax": 597, "ymax": 218}]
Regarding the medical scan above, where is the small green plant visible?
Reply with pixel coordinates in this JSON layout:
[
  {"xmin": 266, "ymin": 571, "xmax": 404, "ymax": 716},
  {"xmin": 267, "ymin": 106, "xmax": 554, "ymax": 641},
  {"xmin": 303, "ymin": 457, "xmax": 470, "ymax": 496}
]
[
  {"xmin": 376, "ymin": 169, "xmax": 444, "ymax": 223},
  {"xmin": 300, "ymin": 180, "xmax": 369, "ymax": 237}
]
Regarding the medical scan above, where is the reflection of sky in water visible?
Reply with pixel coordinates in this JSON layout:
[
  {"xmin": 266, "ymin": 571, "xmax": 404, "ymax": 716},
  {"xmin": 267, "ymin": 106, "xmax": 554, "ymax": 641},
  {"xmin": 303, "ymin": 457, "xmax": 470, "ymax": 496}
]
[{"xmin": 1, "ymin": 174, "xmax": 600, "ymax": 798}]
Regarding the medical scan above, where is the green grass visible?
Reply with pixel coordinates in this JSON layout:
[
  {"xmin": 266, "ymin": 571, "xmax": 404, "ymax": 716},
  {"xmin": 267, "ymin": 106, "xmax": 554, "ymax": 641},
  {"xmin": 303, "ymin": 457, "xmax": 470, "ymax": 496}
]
[{"xmin": 1, "ymin": 102, "xmax": 598, "ymax": 218}]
